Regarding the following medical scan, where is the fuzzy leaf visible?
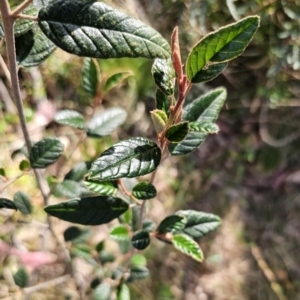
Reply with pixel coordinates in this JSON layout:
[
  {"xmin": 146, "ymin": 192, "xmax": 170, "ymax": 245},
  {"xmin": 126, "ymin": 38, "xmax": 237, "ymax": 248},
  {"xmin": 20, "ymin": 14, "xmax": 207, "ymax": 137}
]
[
  {"xmin": 87, "ymin": 107, "xmax": 127, "ymax": 137},
  {"xmin": 165, "ymin": 122, "xmax": 189, "ymax": 143},
  {"xmin": 156, "ymin": 89, "xmax": 170, "ymax": 116},
  {"xmin": 172, "ymin": 234, "xmax": 203, "ymax": 262},
  {"xmin": 110, "ymin": 224, "xmax": 129, "ymax": 241},
  {"xmin": 191, "ymin": 62, "xmax": 227, "ymax": 83},
  {"xmin": 13, "ymin": 191, "xmax": 32, "ymax": 215},
  {"xmin": 104, "ymin": 72, "xmax": 131, "ymax": 94},
  {"xmin": 13, "ymin": 267, "xmax": 28, "ymax": 288},
  {"xmin": 0, "ymin": 198, "xmax": 17, "ymax": 210},
  {"xmin": 131, "ymin": 230, "xmax": 150, "ymax": 250},
  {"xmin": 82, "ymin": 58, "xmax": 99, "ymax": 98},
  {"xmin": 152, "ymin": 58, "xmax": 175, "ymax": 96},
  {"xmin": 38, "ymin": 0, "xmax": 170, "ymax": 59},
  {"xmin": 117, "ymin": 283, "xmax": 130, "ymax": 300},
  {"xmin": 29, "ymin": 137, "xmax": 64, "ymax": 168},
  {"xmin": 88, "ymin": 137, "xmax": 161, "ymax": 181},
  {"xmin": 16, "ymin": 26, "xmax": 56, "ymax": 67},
  {"xmin": 169, "ymin": 88, "xmax": 226, "ymax": 156},
  {"xmin": 53, "ymin": 180, "xmax": 82, "ymax": 198},
  {"xmin": 157, "ymin": 215, "xmax": 187, "ymax": 234},
  {"xmin": 186, "ymin": 16, "xmax": 260, "ymax": 82},
  {"xmin": 150, "ymin": 109, "xmax": 168, "ymax": 135},
  {"xmin": 84, "ymin": 180, "xmax": 118, "ymax": 196},
  {"xmin": 132, "ymin": 182, "xmax": 157, "ymax": 200},
  {"xmin": 54, "ymin": 109, "xmax": 85, "ymax": 129},
  {"xmin": 44, "ymin": 195, "xmax": 129, "ymax": 225},
  {"xmin": 127, "ymin": 266, "xmax": 149, "ymax": 282},
  {"xmin": 176, "ymin": 210, "xmax": 221, "ymax": 239}
]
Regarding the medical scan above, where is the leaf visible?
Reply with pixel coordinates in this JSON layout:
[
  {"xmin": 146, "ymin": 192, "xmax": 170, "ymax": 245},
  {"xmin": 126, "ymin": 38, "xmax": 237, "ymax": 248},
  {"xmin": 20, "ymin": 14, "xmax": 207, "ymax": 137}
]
[
  {"xmin": 131, "ymin": 254, "xmax": 147, "ymax": 267},
  {"xmin": 54, "ymin": 109, "xmax": 85, "ymax": 129},
  {"xmin": 44, "ymin": 195, "xmax": 129, "ymax": 225},
  {"xmin": 104, "ymin": 72, "xmax": 131, "ymax": 94},
  {"xmin": 14, "ymin": 5, "xmax": 38, "ymax": 37},
  {"xmin": 117, "ymin": 283, "xmax": 130, "ymax": 300},
  {"xmin": 87, "ymin": 107, "xmax": 127, "ymax": 138},
  {"xmin": 38, "ymin": 0, "xmax": 171, "ymax": 59},
  {"xmin": 172, "ymin": 234, "xmax": 203, "ymax": 262},
  {"xmin": 156, "ymin": 215, "xmax": 187, "ymax": 234},
  {"xmin": 82, "ymin": 58, "xmax": 99, "ymax": 98},
  {"xmin": 165, "ymin": 122, "xmax": 189, "ymax": 143},
  {"xmin": 131, "ymin": 230, "xmax": 150, "ymax": 250},
  {"xmin": 13, "ymin": 191, "xmax": 32, "ymax": 215},
  {"xmin": 132, "ymin": 182, "xmax": 157, "ymax": 200},
  {"xmin": 142, "ymin": 219, "xmax": 156, "ymax": 232},
  {"xmin": 88, "ymin": 137, "xmax": 161, "ymax": 181},
  {"xmin": 63, "ymin": 226, "xmax": 90, "ymax": 243},
  {"xmin": 189, "ymin": 122, "xmax": 219, "ymax": 134},
  {"xmin": 93, "ymin": 282, "xmax": 111, "ymax": 300},
  {"xmin": 99, "ymin": 250, "xmax": 115, "ymax": 264},
  {"xmin": 65, "ymin": 161, "xmax": 92, "ymax": 181},
  {"xmin": 13, "ymin": 267, "xmax": 28, "ymax": 288},
  {"xmin": 110, "ymin": 224, "xmax": 129, "ymax": 241},
  {"xmin": 186, "ymin": 16, "xmax": 260, "ymax": 82},
  {"xmin": 84, "ymin": 180, "xmax": 118, "ymax": 196},
  {"xmin": 156, "ymin": 89, "xmax": 170, "ymax": 116},
  {"xmin": 71, "ymin": 244, "xmax": 93, "ymax": 260},
  {"xmin": 0, "ymin": 198, "xmax": 17, "ymax": 210},
  {"xmin": 190, "ymin": 62, "xmax": 227, "ymax": 83},
  {"xmin": 176, "ymin": 210, "xmax": 221, "ymax": 239},
  {"xmin": 29, "ymin": 137, "xmax": 64, "ymax": 168},
  {"xmin": 127, "ymin": 266, "xmax": 149, "ymax": 282},
  {"xmin": 152, "ymin": 58, "xmax": 175, "ymax": 96},
  {"xmin": 150, "ymin": 109, "xmax": 168, "ymax": 135},
  {"xmin": 169, "ymin": 88, "xmax": 227, "ymax": 156},
  {"xmin": 16, "ymin": 26, "xmax": 56, "ymax": 68},
  {"xmin": 19, "ymin": 160, "xmax": 30, "ymax": 171},
  {"xmin": 53, "ymin": 180, "xmax": 82, "ymax": 198}
]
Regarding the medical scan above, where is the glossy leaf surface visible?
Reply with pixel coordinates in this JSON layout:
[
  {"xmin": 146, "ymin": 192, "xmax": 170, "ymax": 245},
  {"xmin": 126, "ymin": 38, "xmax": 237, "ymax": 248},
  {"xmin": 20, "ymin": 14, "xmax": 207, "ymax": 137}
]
[
  {"xmin": 87, "ymin": 107, "xmax": 127, "ymax": 137},
  {"xmin": 132, "ymin": 182, "xmax": 157, "ymax": 200},
  {"xmin": 88, "ymin": 137, "xmax": 161, "ymax": 181},
  {"xmin": 156, "ymin": 215, "xmax": 187, "ymax": 234},
  {"xmin": 186, "ymin": 16, "xmax": 259, "ymax": 82},
  {"xmin": 172, "ymin": 234, "xmax": 203, "ymax": 262},
  {"xmin": 29, "ymin": 137, "xmax": 64, "ymax": 168},
  {"xmin": 0, "ymin": 198, "xmax": 17, "ymax": 210},
  {"xmin": 54, "ymin": 109, "xmax": 85, "ymax": 129},
  {"xmin": 44, "ymin": 196, "xmax": 129, "ymax": 225},
  {"xmin": 13, "ymin": 191, "xmax": 32, "ymax": 215},
  {"xmin": 38, "ymin": 0, "xmax": 170, "ymax": 59},
  {"xmin": 191, "ymin": 62, "xmax": 227, "ymax": 83},
  {"xmin": 176, "ymin": 210, "xmax": 221, "ymax": 239},
  {"xmin": 152, "ymin": 58, "xmax": 175, "ymax": 96},
  {"xmin": 131, "ymin": 230, "xmax": 150, "ymax": 250},
  {"xmin": 156, "ymin": 89, "xmax": 170, "ymax": 116},
  {"xmin": 165, "ymin": 122, "xmax": 189, "ymax": 143},
  {"xmin": 110, "ymin": 224, "xmax": 129, "ymax": 241},
  {"xmin": 84, "ymin": 180, "xmax": 117, "ymax": 196}
]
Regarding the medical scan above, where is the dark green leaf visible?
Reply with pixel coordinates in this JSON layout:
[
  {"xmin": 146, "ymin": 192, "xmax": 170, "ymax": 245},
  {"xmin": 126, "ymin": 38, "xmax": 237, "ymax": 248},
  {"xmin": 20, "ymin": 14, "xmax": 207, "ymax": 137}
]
[
  {"xmin": 93, "ymin": 282, "xmax": 111, "ymax": 300},
  {"xmin": 156, "ymin": 89, "xmax": 170, "ymax": 116},
  {"xmin": 99, "ymin": 250, "xmax": 115, "ymax": 264},
  {"xmin": 0, "ymin": 198, "xmax": 17, "ymax": 210},
  {"xmin": 63, "ymin": 226, "xmax": 90, "ymax": 243},
  {"xmin": 13, "ymin": 191, "xmax": 32, "ymax": 214},
  {"xmin": 19, "ymin": 160, "xmax": 30, "ymax": 171},
  {"xmin": 117, "ymin": 283, "xmax": 130, "ymax": 300},
  {"xmin": 190, "ymin": 62, "xmax": 227, "ymax": 83},
  {"xmin": 82, "ymin": 58, "xmax": 99, "ymax": 98},
  {"xmin": 156, "ymin": 215, "xmax": 187, "ymax": 234},
  {"xmin": 44, "ymin": 195, "xmax": 129, "ymax": 225},
  {"xmin": 127, "ymin": 266, "xmax": 149, "ymax": 282},
  {"xmin": 104, "ymin": 72, "xmax": 131, "ymax": 94},
  {"xmin": 13, "ymin": 267, "xmax": 28, "ymax": 288},
  {"xmin": 84, "ymin": 180, "xmax": 117, "ymax": 196},
  {"xmin": 131, "ymin": 230, "xmax": 150, "ymax": 250},
  {"xmin": 29, "ymin": 137, "xmax": 64, "ymax": 168},
  {"xmin": 131, "ymin": 206, "xmax": 140, "ymax": 231},
  {"xmin": 142, "ymin": 219, "xmax": 156, "ymax": 232},
  {"xmin": 132, "ymin": 182, "xmax": 157, "ymax": 200},
  {"xmin": 186, "ymin": 16, "xmax": 260, "ymax": 82},
  {"xmin": 87, "ymin": 107, "xmax": 127, "ymax": 138},
  {"xmin": 172, "ymin": 234, "xmax": 203, "ymax": 262},
  {"xmin": 16, "ymin": 26, "xmax": 56, "ymax": 68},
  {"xmin": 176, "ymin": 210, "xmax": 221, "ymax": 239},
  {"xmin": 54, "ymin": 109, "xmax": 85, "ymax": 129},
  {"xmin": 110, "ymin": 224, "xmax": 129, "ymax": 241},
  {"xmin": 65, "ymin": 161, "xmax": 92, "ymax": 181},
  {"xmin": 152, "ymin": 58, "xmax": 175, "ymax": 96},
  {"xmin": 53, "ymin": 180, "xmax": 82, "ymax": 198},
  {"xmin": 165, "ymin": 122, "xmax": 189, "ymax": 143},
  {"xmin": 0, "ymin": 168, "xmax": 5, "ymax": 177},
  {"xmin": 14, "ymin": 5, "xmax": 37, "ymax": 37},
  {"xmin": 38, "ymin": 0, "xmax": 170, "ymax": 59},
  {"xmin": 88, "ymin": 137, "xmax": 161, "ymax": 181}
]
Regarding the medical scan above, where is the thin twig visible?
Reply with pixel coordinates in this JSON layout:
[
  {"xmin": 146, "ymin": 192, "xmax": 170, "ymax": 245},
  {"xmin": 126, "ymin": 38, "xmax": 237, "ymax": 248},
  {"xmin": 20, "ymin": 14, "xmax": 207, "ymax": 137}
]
[
  {"xmin": 10, "ymin": 0, "xmax": 33, "ymax": 16},
  {"xmin": 12, "ymin": 14, "xmax": 38, "ymax": 21}
]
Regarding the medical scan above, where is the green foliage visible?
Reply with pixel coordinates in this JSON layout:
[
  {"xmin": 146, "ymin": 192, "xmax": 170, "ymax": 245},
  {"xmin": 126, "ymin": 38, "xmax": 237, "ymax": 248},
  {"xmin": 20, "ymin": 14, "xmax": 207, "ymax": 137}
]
[
  {"xmin": 132, "ymin": 182, "xmax": 157, "ymax": 200},
  {"xmin": 13, "ymin": 191, "xmax": 32, "ymax": 214},
  {"xmin": 110, "ymin": 224, "xmax": 130, "ymax": 242},
  {"xmin": 82, "ymin": 58, "xmax": 99, "ymax": 98},
  {"xmin": 13, "ymin": 267, "xmax": 28, "ymax": 288},
  {"xmin": 54, "ymin": 109, "xmax": 85, "ymax": 129},
  {"xmin": 156, "ymin": 215, "xmax": 187, "ymax": 235},
  {"xmin": 0, "ymin": 198, "xmax": 17, "ymax": 210},
  {"xmin": 84, "ymin": 180, "xmax": 118, "ymax": 196},
  {"xmin": 131, "ymin": 230, "xmax": 150, "ymax": 250}
]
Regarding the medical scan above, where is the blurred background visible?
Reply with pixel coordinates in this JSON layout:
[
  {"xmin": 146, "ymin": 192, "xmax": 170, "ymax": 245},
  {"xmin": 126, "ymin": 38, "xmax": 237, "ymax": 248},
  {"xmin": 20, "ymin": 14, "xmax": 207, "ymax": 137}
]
[{"xmin": 1, "ymin": 0, "xmax": 300, "ymax": 299}]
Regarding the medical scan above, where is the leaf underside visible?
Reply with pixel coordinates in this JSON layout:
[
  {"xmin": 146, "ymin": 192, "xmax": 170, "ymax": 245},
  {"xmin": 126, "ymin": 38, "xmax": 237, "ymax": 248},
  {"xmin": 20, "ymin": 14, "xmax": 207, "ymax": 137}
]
[{"xmin": 38, "ymin": 0, "xmax": 171, "ymax": 59}]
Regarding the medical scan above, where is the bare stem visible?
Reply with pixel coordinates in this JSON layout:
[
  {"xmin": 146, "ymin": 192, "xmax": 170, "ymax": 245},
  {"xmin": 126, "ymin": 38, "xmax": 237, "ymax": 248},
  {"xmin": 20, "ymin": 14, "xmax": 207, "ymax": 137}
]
[
  {"xmin": 10, "ymin": 0, "xmax": 33, "ymax": 16},
  {"xmin": 12, "ymin": 14, "xmax": 38, "ymax": 21}
]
